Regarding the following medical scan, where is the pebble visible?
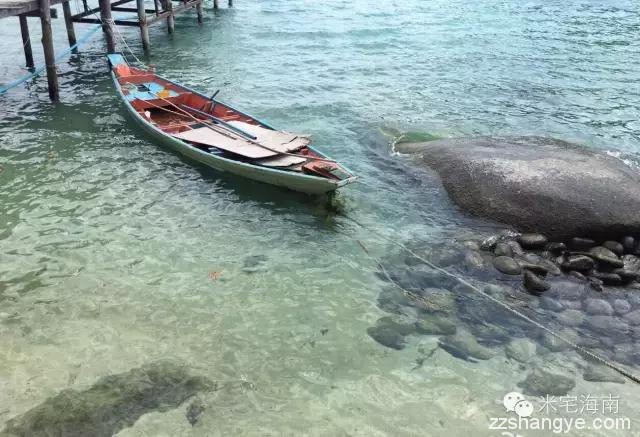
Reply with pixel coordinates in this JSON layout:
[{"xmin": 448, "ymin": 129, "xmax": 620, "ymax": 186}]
[
  {"xmin": 621, "ymin": 236, "xmax": 635, "ymax": 254},
  {"xmin": 589, "ymin": 277, "xmax": 604, "ymax": 291},
  {"xmin": 540, "ymin": 297, "xmax": 564, "ymax": 312},
  {"xmin": 523, "ymin": 271, "xmax": 550, "ymax": 294},
  {"xmin": 584, "ymin": 315, "xmax": 630, "ymax": 335},
  {"xmin": 584, "ymin": 298, "xmax": 614, "ymax": 316},
  {"xmin": 603, "ymin": 241, "xmax": 624, "ymax": 256},
  {"xmin": 366, "ymin": 317, "xmax": 416, "ymax": 350},
  {"xmin": 518, "ymin": 233, "xmax": 548, "ymax": 249},
  {"xmin": 438, "ymin": 329, "xmax": 496, "ymax": 361},
  {"xmin": 494, "ymin": 242, "xmax": 513, "ymax": 258},
  {"xmin": 463, "ymin": 250, "xmax": 486, "ymax": 270},
  {"xmin": 546, "ymin": 242, "xmax": 567, "ymax": 253},
  {"xmin": 570, "ymin": 237, "xmax": 596, "ymax": 251},
  {"xmin": 493, "ymin": 256, "xmax": 522, "ymax": 275},
  {"xmin": 517, "ymin": 260, "xmax": 549, "ymax": 275},
  {"xmin": 613, "ymin": 299, "xmax": 631, "ymax": 315},
  {"xmin": 539, "ymin": 259, "xmax": 562, "ymax": 275},
  {"xmin": 558, "ymin": 299, "xmax": 582, "ymax": 310},
  {"xmin": 519, "ymin": 367, "xmax": 575, "ymax": 396},
  {"xmin": 505, "ymin": 338, "xmax": 537, "ymax": 363},
  {"xmin": 415, "ymin": 314, "xmax": 457, "ymax": 335},
  {"xmin": 462, "ymin": 240, "xmax": 481, "ymax": 251},
  {"xmin": 562, "ymin": 255, "xmax": 595, "ymax": 271},
  {"xmin": 555, "ymin": 309, "xmax": 585, "ymax": 327},
  {"xmin": 622, "ymin": 254, "xmax": 640, "ymax": 274},
  {"xmin": 612, "ymin": 268, "xmax": 638, "ymax": 282},
  {"xmin": 588, "ymin": 246, "xmax": 624, "ymax": 268},
  {"xmin": 591, "ymin": 272, "xmax": 623, "ymax": 286},
  {"xmin": 568, "ymin": 270, "xmax": 587, "ymax": 281},
  {"xmin": 480, "ymin": 235, "xmax": 499, "ymax": 251},
  {"xmin": 540, "ymin": 329, "xmax": 577, "ymax": 352},
  {"xmin": 623, "ymin": 309, "xmax": 640, "ymax": 326},
  {"xmin": 506, "ymin": 240, "xmax": 525, "ymax": 256}
]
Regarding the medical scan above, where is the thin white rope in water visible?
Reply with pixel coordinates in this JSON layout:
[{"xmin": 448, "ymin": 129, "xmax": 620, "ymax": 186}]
[{"xmin": 345, "ymin": 215, "xmax": 640, "ymax": 384}]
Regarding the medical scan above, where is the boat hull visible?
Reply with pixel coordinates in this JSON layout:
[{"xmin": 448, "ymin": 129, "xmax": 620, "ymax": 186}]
[{"xmin": 110, "ymin": 73, "xmax": 353, "ymax": 195}]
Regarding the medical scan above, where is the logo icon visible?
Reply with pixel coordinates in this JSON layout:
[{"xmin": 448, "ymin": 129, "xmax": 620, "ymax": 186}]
[{"xmin": 503, "ymin": 392, "xmax": 533, "ymax": 418}]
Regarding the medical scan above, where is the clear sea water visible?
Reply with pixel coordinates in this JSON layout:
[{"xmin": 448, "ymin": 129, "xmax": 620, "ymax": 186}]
[{"xmin": 0, "ymin": 0, "xmax": 639, "ymax": 435}]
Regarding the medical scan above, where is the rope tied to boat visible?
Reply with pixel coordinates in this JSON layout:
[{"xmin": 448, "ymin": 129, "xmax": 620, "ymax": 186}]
[{"xmin": 345, "ymin": 215, "xmax": 640, "ymax": 385}]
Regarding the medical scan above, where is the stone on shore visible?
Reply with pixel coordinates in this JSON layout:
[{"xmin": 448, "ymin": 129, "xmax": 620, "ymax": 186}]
[
  {"xmin": 588, "ymin": 246, "xmax": 624, "ymax": 268},
  {"xmin": 603, "ymin": 241, "xmax": 624, "ymax": 256},
  {"xmin": 570, "ymin": 237, "xmax": 597, "ymax": 251},
  {"xmin": 518, "ymin": 233, "xmax": 548, "ymax": 249},
  {"xmin": 562, "ymin": 255, "xmax": 595, "ymax": 272},
  {"xmin": 396, "ymin": 136, "xmax": 640, "ymax": 240}
]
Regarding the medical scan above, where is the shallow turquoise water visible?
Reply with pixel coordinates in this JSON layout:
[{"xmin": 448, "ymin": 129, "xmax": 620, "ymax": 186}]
[{"xmin": 1, "ymin": 1, "xmax": 640, "ymax": 435}]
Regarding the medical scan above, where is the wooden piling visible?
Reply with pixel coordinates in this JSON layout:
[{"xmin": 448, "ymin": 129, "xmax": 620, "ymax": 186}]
[
  {"xmin": 228, "ymin": 0, "xmax": 232, "ymax": 7},
  {"xmin": 136, "ymin": 0, "xmax": 150, "ymax": 51},
  {"xmin": 213, "ymin": 0, "xmax": 218, "ymax": 9},
  {"xmin": 62, "ymin": 1, "xmax": 78, "ymax": 53},
  {"xmin": 18, "ymin": 15, "xmax": 35, "ymax": 70},
  {"xmin": 39, "ymin": 0, "xmax": 59, "ymax": 100},
  {"xmin": 98, "ymin": 0, "xmax": 116, "ymax": 53},
  {"xmin": 164, "ymin": 0, "xmax": 174, "ymax": 33},
  {"xmin": 196, "ymin": 0, "xmax": 202, "ymax": 24}
]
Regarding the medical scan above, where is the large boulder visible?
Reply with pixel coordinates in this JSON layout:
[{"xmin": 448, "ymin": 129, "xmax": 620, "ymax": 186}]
[{"xmin": 397, "ymin": 136, "xmax": 640, "ymax": 240}]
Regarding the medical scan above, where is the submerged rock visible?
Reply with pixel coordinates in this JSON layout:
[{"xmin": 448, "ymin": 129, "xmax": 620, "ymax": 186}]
[
  {"xmin": 493, "ymin": 256, "xmax": 522, "ymax": 275},
  {"xmin": 583, "ymin": 365, "xmax": 626, "ymax": 384},
  {"xmin": 519, "ymin": 367, "xmax": 575, "ymax": 396},
  {"xmin": 438, "ymin": 329, "xmax": 496, "ymax": 362},
  {"xmin": 367, "ymin": 316, "xmax": 416, "ymax": 350},
  {"xmin": 523, "ymin": 271, "xmax": 550, "ymax": 294},
  {"xmin": 415, "ymin": 313, "xmax": 457, "ymax": 335},
  {"xmin": 505, "ymin": 338, "xmax": 537, "ymax": 363},
  {"xmin": 396, "ymin": 136, "xmax": 640, "ymax": 240},
  {"xmin": 0, "ymin": 361, "xmax": 215, "ymax": 437},
  {"xmin": 584, "ymin": 299, "xmax": 614, "ymax": 316},
  {"xmin": 494, "ymin": 242, "xmax": 514, "ymax": 258}
]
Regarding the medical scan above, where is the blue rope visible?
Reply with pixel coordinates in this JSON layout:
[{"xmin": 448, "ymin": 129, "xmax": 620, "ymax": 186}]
[{"xmin": 0, "ymin": 24, "xmax": 102, "ymax": 94}]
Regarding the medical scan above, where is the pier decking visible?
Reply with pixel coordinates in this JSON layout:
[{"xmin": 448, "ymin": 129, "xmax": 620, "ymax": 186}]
[{"xmin": 0, "ymin": 0, "xmax": 229, "ymax": 100}]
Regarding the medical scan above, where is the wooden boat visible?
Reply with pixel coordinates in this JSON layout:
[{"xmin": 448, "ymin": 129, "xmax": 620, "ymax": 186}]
[{"xmin": 107, "ymin": 54, "xmax": 356, "ymax": 195}]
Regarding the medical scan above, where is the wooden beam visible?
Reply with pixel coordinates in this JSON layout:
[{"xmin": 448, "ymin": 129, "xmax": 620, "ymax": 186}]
[
  {"xmin": 24, "ymin": 8, "xmax": 57, "ymax": 18},
  {"xmin": 18, "ymin": 15, "xmax": 35, "ymax": 69},
  {"xmin": 213, "ymin": 0, "xmax": 218, "ymax": 9},
  {"xmin": 111, "ymin": 6, "xmax": 156, "ymax": 13},
  {"xmin": 39, "ymin": 0, "xmax": 59, "ymax": 100},
  {"xmin": 73, "ymin": 17, "xmax": 142, "ymax": 26},
  {"xmin": 136, "ymin": 0, "xmax": 150, "ymax": 51},
  {"xmin": 61, "ymin": 1, "xmax": 77, "ymax": 53},
  {"xmin": 228, "ymin": 0, "xmax": 232, "ymax": 7}
]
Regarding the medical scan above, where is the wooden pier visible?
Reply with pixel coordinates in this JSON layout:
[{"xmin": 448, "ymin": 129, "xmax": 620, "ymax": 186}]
[{"xmin": 0, "ymin": 0, "xmax": 231, "ymax": 100}]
